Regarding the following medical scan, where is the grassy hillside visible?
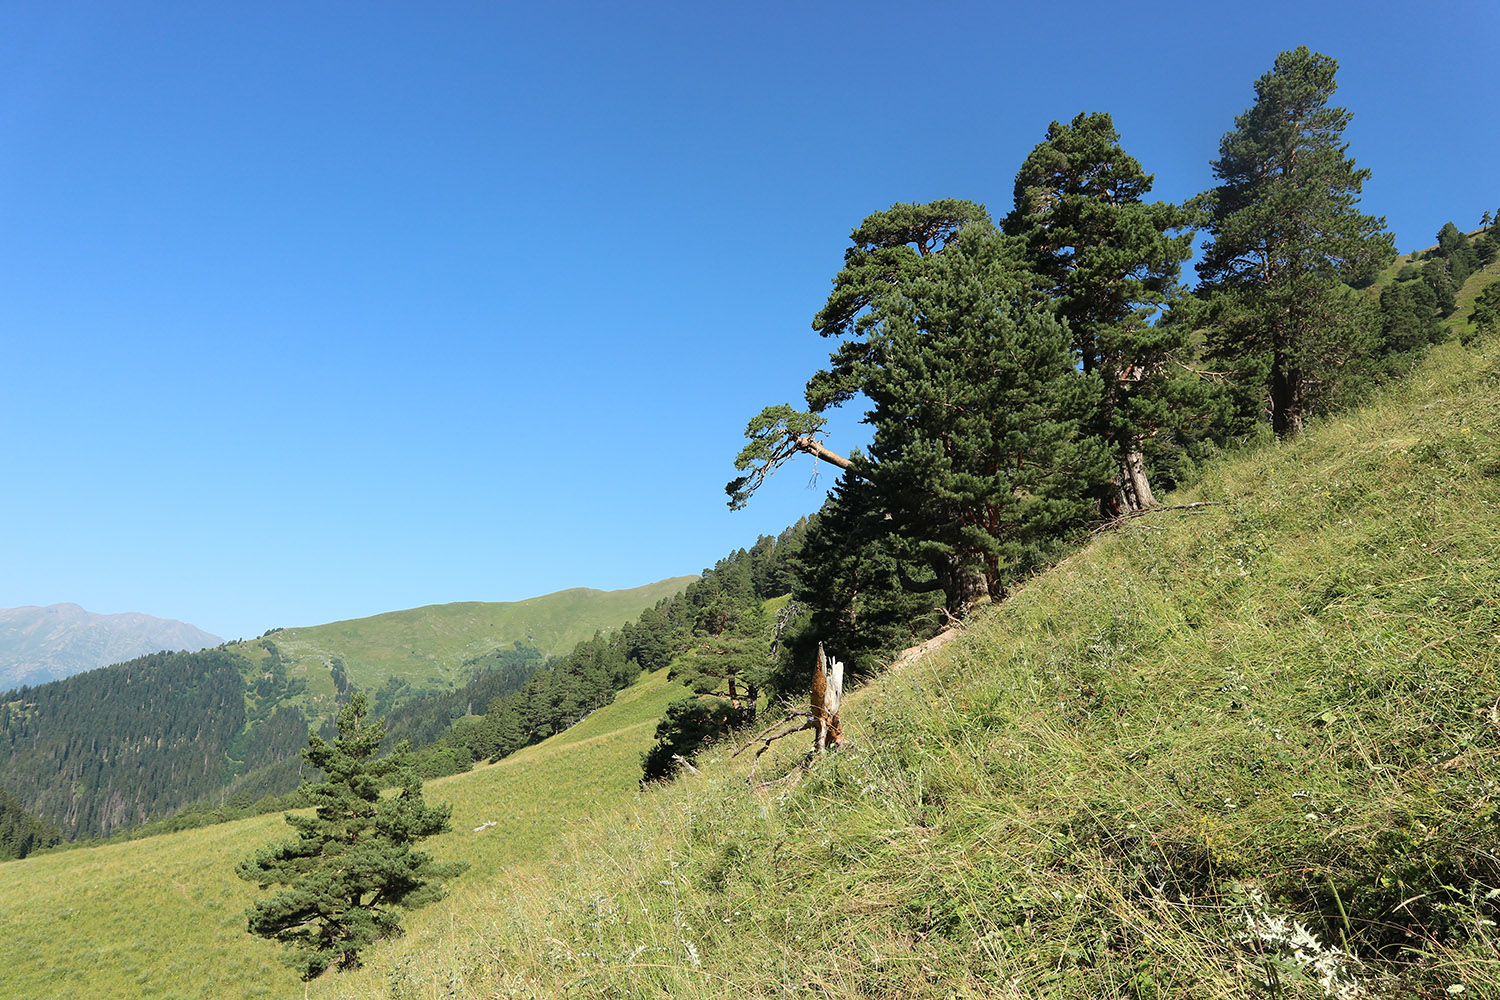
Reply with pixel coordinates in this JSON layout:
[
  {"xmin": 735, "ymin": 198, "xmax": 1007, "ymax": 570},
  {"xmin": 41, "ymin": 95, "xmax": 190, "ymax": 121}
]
[
  {"xmin": 1456, "ymin": 256, "xmax": 1500, "ymax": 327},
  {"xmin": 6, "ymin": 334, "xmax": 1498, "ymax": 998},
  {"xmin": 1384, "ymin": 253, "xmax": 1500, "ymax": 326},
  {"xmin": 227, "ymin": 577, "xmax": 695, "ymax": 701},
  {"xmin": 0, "ymin": 667, "xmax": 692, "ymax": 1000},
  {"xmin": 349, "ymin": 333, "xmax": 1495, "ymax": 997},
  {"xmin": 1370, "ymin": 226, "xmax": 1500, "ymax": 339}
]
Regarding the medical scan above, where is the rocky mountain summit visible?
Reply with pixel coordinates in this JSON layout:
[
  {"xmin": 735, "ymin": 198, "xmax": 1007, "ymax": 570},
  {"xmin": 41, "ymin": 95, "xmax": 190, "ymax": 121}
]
[{"xmin": 0, "ymin": 604, "xmax": 221, "ymax": 688}]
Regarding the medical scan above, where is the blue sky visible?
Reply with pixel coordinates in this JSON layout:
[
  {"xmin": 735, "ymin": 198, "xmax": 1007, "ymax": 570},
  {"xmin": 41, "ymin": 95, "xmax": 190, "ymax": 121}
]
[{"xmin": 2, "ymin": 1, "xmax": 1495, "ymax": 640}]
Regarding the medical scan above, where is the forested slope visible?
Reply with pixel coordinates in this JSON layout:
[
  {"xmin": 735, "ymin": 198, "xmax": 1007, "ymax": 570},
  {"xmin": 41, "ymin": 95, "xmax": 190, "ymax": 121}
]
[
  {"xmin": 0, "ymin": 649, "xmax": 250, "ymax": 839},
  {"xmin": 0, "ymin": 579, "xmax": 701, "ymax": 842}
]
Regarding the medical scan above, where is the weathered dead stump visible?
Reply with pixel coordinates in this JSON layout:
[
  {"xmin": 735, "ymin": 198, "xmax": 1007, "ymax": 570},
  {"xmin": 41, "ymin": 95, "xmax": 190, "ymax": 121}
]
[{"xmin": 734, "ymin": 643, "xmax": 845, "ymax": 783}]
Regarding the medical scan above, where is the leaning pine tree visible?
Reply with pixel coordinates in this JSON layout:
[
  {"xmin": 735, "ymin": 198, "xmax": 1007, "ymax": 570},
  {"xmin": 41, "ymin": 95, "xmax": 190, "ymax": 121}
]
[{"xmin": 236, "ymin": 694, "xmax": 467, "ymax": 979}]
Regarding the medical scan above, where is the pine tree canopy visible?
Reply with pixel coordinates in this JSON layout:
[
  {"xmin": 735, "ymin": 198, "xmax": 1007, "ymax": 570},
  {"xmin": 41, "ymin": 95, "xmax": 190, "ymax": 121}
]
[
  {"xmin": 787, "ymin": 471, "xmax": 942, "ymax": 679},
  {"xmin": 806, "ymin": 199, "xmax": 996, "ymax": 413},
  {"xmin": 1006, "ymin": 110, "xmax": 1193, "ymax": 370},
  {"xmin": 236, "ymin": 694, "xmax": 467, "ymax": 979},
  {"xmin": 1196, "ymin": 46, "xmax": 1395, "ymax": 438},
  {"xmin": 1005, "ymin": 110, "xmax": 1197, "ymax": 513}
]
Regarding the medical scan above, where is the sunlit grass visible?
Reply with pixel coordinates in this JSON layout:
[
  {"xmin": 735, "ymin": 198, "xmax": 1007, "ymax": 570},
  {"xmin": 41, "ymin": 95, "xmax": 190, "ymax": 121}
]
[
  {"xmin": 342, "ymin": 334, "xmax": 1499, "ymax": 999},
  {"xmin": 6, "ymin": 334, "xmax": 1498, "ymax": 999}
]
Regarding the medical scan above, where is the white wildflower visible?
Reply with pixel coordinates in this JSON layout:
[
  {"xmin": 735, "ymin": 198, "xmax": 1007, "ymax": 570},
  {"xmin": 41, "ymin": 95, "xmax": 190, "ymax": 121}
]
[{"xmin": 1237, "ymin": 887, "xmax": 1367, "ymax": 999}]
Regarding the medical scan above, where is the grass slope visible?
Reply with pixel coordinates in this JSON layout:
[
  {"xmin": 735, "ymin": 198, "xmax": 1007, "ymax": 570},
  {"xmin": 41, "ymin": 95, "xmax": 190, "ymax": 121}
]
[
  {"xmin": 226, "ymin": 577, "xmax": 695, "ymax": 702},
  {"xmin": 8, "ymin": 335, "xmax": 1499, "ymax": 999},
  {"xmin": 0, "ymin": 667, "xmax": 692, "ymax": 1000},
  {"xmin": 1456, "ymin": 257, "xmax": 1500, "ymax": 329},
  {"xmin": 348, "ymin": 335, "xmax": 1497, "ymax": 997}
]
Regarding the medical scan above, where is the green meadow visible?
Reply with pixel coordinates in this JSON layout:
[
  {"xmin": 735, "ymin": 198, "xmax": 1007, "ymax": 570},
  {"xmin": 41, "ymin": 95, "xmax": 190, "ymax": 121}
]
[
  {"xmin": 225, "ymin": 577, "xmax": 695, "ymax": 700},
  {"xmin": 0, "ymin": 669, "xmax": 692, "ymax": 1000}
]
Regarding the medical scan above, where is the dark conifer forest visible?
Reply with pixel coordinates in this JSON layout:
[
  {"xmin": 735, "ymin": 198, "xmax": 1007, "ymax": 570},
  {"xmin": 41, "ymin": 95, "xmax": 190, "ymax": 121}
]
[{"xmin": 0, "ymin": 649, "xmax": 249, "ymax": 838}]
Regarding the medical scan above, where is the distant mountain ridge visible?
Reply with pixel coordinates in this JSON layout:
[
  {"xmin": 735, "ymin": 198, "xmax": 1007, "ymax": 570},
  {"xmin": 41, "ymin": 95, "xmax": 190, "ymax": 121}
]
[{"xmin": 0, "ymin": 603, "xmax": 222, "ymax": 688}]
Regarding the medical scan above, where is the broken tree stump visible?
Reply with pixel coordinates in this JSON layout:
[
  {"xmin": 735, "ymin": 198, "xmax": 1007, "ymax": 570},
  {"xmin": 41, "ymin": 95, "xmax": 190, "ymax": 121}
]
[
  {"xmin": 735, "ymin": 643, "xmax": 846, "ymax": 780},
  {"xmin": 809, "ymin": 641, "xmax": 844, "ymax": 750}
]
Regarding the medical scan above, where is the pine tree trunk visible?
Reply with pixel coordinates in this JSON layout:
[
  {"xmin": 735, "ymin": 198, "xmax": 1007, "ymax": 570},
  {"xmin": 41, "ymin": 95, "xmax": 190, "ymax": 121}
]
[
  {"xmin": 1115, "ymin": 443, "xmax": 1155, "ymax": 512},
  {"xmin": 935, "ymin": 555, "xmax": 990, "ymax": 618},
  {"xmin": 1271, "ymin": 355, "xmax": 1304, "ymax": 439}
]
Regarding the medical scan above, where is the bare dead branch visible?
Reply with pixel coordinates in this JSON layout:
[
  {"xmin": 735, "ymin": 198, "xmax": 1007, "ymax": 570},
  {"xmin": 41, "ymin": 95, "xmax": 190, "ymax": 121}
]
[
  {"xmin": 1093, "ymin": 501, "xmax": 1225, "ymax": 535},
  {"xmin": 733, "ymin": 643, "xmax": 846, "ymax": 783},
  {"xmin": 792, "ymin": 434, "xmax": 853, "ymax": 472},
  {"xmin": 733, "ymin": 713, "xmax": 812, "ymax": 758}
]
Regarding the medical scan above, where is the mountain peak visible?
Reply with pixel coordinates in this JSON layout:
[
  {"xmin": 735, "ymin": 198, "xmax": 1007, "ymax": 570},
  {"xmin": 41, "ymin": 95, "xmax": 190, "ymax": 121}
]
[{"xmin": 0, "ymin": 604, "xmax": 222, "ymax": 688}]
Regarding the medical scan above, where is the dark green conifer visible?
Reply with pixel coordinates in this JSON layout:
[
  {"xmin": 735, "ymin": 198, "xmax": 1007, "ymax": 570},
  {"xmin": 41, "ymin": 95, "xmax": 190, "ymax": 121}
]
[
  {"xmin": 787, "ymin": 472, "xmax": 941, "ymax": 681},
  {"xmin": 732, "ymin": 213, "xmax": 1107, "ymax": 617},
  {"xmin": 1379, "ymin": 279, "xmax": 1443, "ymax": 355},
  {"xmin": 854, "ymin": 244, "xmax": 1111, "ymax": 613},
  {"xmin": 639, "ymin": 696, "xmax": 753, "ymax": 783},
  {"xmin": 1472, "ymin": 279, "xmax": 1500, "ymax": 341},
  {"xmin": 1425, "ymin": 258, "xmax": 1460, "ymax": 317},
  {"xmin": 669, "ymin": 601, "xmax": 776, "ymax": 710},
  {"xmin": 0, "ymin": 787, "xmax": 62, "ymax": 861},
  {"xmin": 1435, "ymin": 221, "xmax": 1476, "ymax": 287},
  {"xmin": 236, "ymin": 694, "xmax": 467, "ymax": 979},
  {"xmin": 805, "ymin": 199, "xmax": 994, "ymax": 412},
  {"xmin": 1005, "ymin": 111, "xmax": 1196, "ymax": 513},
  {"xmin": 1196, "ymin": 47, "xmax": 1395, "ymax": 437}
]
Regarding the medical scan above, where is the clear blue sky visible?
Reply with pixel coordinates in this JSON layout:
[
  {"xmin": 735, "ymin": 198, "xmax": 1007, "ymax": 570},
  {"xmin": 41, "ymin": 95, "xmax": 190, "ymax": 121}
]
[{"xmin": 2, "ymin": 1, "xmax": 1495, "ymax": 640}]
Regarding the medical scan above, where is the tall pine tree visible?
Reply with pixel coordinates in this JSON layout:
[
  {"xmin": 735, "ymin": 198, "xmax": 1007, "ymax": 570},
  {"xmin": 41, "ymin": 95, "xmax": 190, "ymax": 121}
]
[
  {"xmin": 1196, "ymin": 47, "xmax": 1394, "ymax": 438},
  {"xmin": 806, "ymin": 199, "xmax": 994, "ymax": 412},
  {"xmin": 1006, "ymin": 111, "xmax": 1195, "ymax": 513}
]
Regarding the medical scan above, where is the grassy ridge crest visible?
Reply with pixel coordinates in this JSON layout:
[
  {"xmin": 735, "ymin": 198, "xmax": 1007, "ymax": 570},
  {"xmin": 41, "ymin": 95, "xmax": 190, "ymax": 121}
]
[{"xmin": 225, "ymin": 576, "xmax": 696, "ymax": 706}]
